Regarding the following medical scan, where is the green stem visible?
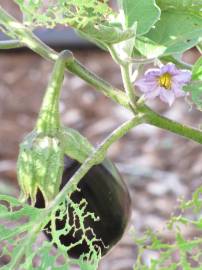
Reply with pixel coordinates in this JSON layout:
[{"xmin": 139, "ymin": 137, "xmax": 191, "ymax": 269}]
[
  {"xmin": 107, "ymin": 45, "xmax": 125, "ymax": 66},
  {"xmin": 0, "ymin": 7, "xmax": 57, "ymax": 61},
  {"xmin": 0, "ymin": 39, "xmax": 23, "ymax": 49},
  {"xmin": 120, "ymin": 63, "xmax": 137, "ymax": 106},
  {"xmin": 36, "ymin": 50, "xmax": 73, "ymax": 135},
  {"xmin": 108, "ymin": 44, "xmax": 137, "ymax": 105},
  {"xmin": 47, "ymin": 114, "xmax": 144, "ymax": 210},
  {"xmin": 65, "ymin": 58, "xmax": 129, "ymax": 108},
  {"xmin": 143, "ymin": 106, "xmax": 202, "ymax": 144}
]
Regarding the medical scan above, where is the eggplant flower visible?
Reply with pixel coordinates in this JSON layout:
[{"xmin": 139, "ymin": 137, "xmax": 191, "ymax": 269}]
[{"xmin": 135, "ymin": 63, "xmax": 192, "ymax": 106}]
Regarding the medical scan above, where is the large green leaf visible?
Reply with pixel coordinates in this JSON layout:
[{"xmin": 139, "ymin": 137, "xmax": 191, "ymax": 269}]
[
  {"xmin": 118, "ymin": 0, "xmax": 160, "ymax": 36},
  {"xmin": 135, "ymin": 10, "xmax": 202, "ymax": 58},
  {"xmin": 156, "ymin": 0, "xmax": 202, "ymax": 14}
]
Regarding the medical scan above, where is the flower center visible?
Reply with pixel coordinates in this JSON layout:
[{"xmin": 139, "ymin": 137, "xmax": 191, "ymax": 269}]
[{"xmin": 158, "ymin": 73, "xmax": 172, "ymax": 90}]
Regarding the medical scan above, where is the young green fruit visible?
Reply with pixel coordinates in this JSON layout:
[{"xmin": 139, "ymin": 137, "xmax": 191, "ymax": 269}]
[{"xmin": 35, "ymin": 155, "xmax": 131, "ymax": 259}]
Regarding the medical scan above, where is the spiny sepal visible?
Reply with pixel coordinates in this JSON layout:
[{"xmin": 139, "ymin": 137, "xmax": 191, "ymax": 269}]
[{"xmin": 17, "ymin": 131, "xmax": 64, "ymax": 206}]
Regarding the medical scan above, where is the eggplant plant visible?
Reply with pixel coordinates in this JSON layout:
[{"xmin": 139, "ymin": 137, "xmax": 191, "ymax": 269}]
[{"xmin": 0, "ymin": 0, "xmax": 202, "ymax": 269}]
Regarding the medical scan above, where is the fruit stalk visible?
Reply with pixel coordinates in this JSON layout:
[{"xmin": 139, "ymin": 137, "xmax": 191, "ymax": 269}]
[{"xmin": 36, "ymin": 50, "xmax": 73, "ymax": 135}]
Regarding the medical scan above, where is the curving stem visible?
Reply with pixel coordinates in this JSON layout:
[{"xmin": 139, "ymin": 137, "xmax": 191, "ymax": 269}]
[{"xmin": 36, "ymin": 50, "xmax": 73, "ymax": 136}]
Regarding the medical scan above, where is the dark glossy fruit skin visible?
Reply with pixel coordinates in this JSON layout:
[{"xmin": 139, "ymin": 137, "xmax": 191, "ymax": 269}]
[{"xmin": 35, "ymin": 155, "xmax": 131, "ymax": 258}]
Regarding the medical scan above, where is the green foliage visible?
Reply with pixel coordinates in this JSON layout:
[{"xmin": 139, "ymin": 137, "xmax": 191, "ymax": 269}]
[
  {"xmin": 118, "ymin": 0, "xmax": 161, "ymax": 36},
  {"xmin": 134, "ymin": 10, "xmax": 202, "ymax": 58},
  {"xmin": 14, "ymin": 0, "xmax": 135, "ymax": 46},
  {"xmin": 49, "ymin": 197, "xmax": 103, "ymax": 264},
  {"xmin": 133, "ymin": 186, "xmax": 202, "ymax": 269},
  {"xmin": 184, "ymin": 57, "xmax": 202, "ymax": 110},
  {"xmin": 156, "ymin": 0, "xmax": 202, "ymax": 14},
  {"xmin": 0, "ymin": 194, "xmax": 101, "ymax": 270},
  {"xmin": 15, "ymin": 0, "xmax": 111, "ymax": 27}
]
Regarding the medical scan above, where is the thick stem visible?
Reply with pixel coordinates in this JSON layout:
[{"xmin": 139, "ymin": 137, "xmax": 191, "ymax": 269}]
[
  {"xmin": 143, "ymin": 106, "xmax": 202, "ymax": 144},
  {"xmin": 0, "ymin": 39, "xmax": 23, "ymax": 49},
  {"xmin": 65, "ymin": 59, "xmax": 129, "ymax": 108},
  {"xmin": 36, "ymin": 50, "xmax": 73, "ymax": 135},
  {"xmin": 47, "ymin": 114, "xmax": 144, "ymax": 210},
  {"xmin": 0, "ymin": 7, "xmax": 57, "ymax": 61}
]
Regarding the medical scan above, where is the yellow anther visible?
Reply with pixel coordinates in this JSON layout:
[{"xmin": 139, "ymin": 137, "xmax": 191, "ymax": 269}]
[{"xmin": 158, "ymin": 73, "xmax": 172, "ymax": 89}]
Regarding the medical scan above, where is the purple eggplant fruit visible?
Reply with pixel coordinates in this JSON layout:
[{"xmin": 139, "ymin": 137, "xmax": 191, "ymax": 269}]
[{"xmin": 35, "ymin": 155, "xmax": 131, "ymax": 258}]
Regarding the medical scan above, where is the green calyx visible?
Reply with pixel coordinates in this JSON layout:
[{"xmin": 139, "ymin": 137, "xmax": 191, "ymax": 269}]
[
  {"xmin": 17, "ymin": 50, "xmax": 92, "ymax": 206},
  {"xmin": 17, "ymin": 132, "xmax": 64, "ymax": 206}
]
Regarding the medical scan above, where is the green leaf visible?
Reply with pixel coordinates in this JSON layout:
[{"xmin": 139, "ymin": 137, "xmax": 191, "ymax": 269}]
[
  {"xmin": 15, "ymin": 0, "xmax": 135, "ymax": 45},
  {"xmin": 118, "ymin": 0, "xmax": 161, "ymax": 36},
  {"xmin": 156, "ymin": 0, "xmax": 202, "ymax": 14},
  {"xmin": 192, "ymin": 56, "xmax": 202, "ymax": 80},
  {"xmin": 135, "ymin": 10, "xmax": 202, "ymax": 58},
  {"xmin": 60, "ymin": 127, "xmax": 94, "ymax": 163},
  {"xmin": 0, "ymin": 194, "xmax": 101, "ymax": 269},
  {"xmin": 79, "ymin": 23, "xmax": 136, "ymax": 45}
]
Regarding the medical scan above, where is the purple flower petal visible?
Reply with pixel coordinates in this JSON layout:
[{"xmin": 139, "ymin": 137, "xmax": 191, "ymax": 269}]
[
  {"xmin": 161, "ymin": 63, "xmax": 178, "ymax": 75},
  {"xmin": 145, "ymin": 68, "xmax": 161, "ymax": 79},
  {"xmin": 145, "ymin": 87, "xmax": 161, "ymax": 99},
  {"xmin": 135, "ymin": 78, "xmax": 157, "ymax": 93},
  {"xmin": 172, "ymin": 70, "xmax": 192, "ymax": 84},
  {"xmin": 159, "ymin": 89, "xmax": 175, "ymax": 106},
  {"xmin": 171, "ymin": 82, "xmax": 186, "ymax": 97}
]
